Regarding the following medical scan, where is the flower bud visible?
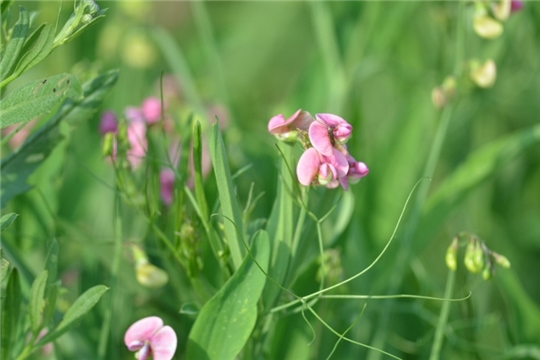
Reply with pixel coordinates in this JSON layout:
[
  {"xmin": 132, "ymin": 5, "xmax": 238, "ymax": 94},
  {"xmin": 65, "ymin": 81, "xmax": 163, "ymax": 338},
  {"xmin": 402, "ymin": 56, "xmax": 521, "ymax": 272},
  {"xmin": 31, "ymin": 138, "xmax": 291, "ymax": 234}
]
[
  {"xmin": 102, "ymin": 132, "xmax": 115, "ymax": 157},
  {"xmin": 99, "ymin": 111, "xmax": 118, "ymax": 135},
  {"xmin": 494, "ymin": 253, "xmax": 511, "ymax": 269},
  {"xmin": 464, "ymin": 241, "xmax": 483, "ymax": 273},
  {"xmin": 136, "ymin": 263, "xmax": 169, "ymax": 288},
  {"xmin": 473, "ymin": 13, "xmax": 503, "ymax": 39},
  {"xmin": 482, "ymin": 264, "xmax": 493, "ymax": 280},
  {"xmin": 276, "ymin": 130, "xmax": 299, "ymax": 143},
  {"xmin": 432, "ymin": 87, "xmax": 447, "ymax": 109},
  {"xmin": 445, "ymin": 238, "xmax": 458, "ymax": 271},
  {"xmin": 493, "ymin": 0, "xmax": 511, "ymax": 21},
  {"xmin": 470, "ymin": 60, "xmax": 497, "ymax": 88},
  {"xmin": 82, "ymin": 0, "xmax": 100, "ymax": 16},
  {"xmin": 317, "ymin": 163, "xmax": 333, "ymax": 186},
  {"xmin": 511, "ymin": 0, "xmax": 523, "ymax": 13}
]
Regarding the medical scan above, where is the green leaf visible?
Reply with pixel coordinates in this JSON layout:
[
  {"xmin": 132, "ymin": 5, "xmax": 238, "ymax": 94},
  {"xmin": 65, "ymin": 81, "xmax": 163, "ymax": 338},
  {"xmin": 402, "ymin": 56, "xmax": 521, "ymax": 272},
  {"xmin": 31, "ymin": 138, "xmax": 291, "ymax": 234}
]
[
  {"xmin": 0, "ymin": 73, "xmax": 83, "ymax": 129},
  {"xmin": 416, "ymin": 124, "xmax": 540, "ymax": 251},
  {"xmin": 186, "ymin": 230, "xmax": 270, "ymax": 360},
  {"xmin": 14, "ymin": 23, "xmax": 55, "ymax": 76},
  {"xmin": 44, "ymin": 239, "xmax": 59, "ymax": 290},
  {"xmin": 0, "ymin": 6, "xmax": 29, "ymax": 82},
  {"xmin": 1, "ymin": 268, "xmax": 22, "ymax": 360},
  {"xmin": 29, "ymin": 270, "xmax": 48, "ymax": 333},
  {"xmin": 0, "ymin": 212, "xmax": 18, "ymax": 232},
  {"xmin": 0, "ymin": 69, "xmax": 118, "ymax": 207},
  {"xmin": 209, "ymin": 122, "xmax": 245, "ymax": 270},
  {"xmin": 0, "ymin": 252, "xmax": 9, "ymax": 283},
  {"xmin": 1, "ymin": 0, "xmax": 14, "ymax": 20},
  {"xmin": 36, "ymin": 285, "xmax": 109, "ymax": 347}
]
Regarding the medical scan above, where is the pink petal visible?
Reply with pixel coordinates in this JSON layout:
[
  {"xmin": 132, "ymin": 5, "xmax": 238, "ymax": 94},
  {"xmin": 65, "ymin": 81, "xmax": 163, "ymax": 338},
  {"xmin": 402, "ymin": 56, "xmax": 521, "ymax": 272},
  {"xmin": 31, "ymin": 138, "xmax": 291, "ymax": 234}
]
[
  {"xmin": 160, "ymin": 168, "xmax": 176, "ymax": 206},
  {"xmin": 150, "ymin": 326, "xmax": 177, "ymax": 360},
  {"xmin": 325, "ymin": 179, "xmax": 340, "ymax": 189},
  {"xmin": 339, "ymin": 176, "xmax": 349, "ymax": 191},
  {"xmin": 268, "ymin": 110, "xmax": 302, "ymax": 135},
  {"xmin": 290, "ymin": 110, "xmax": 314, "ymax": 131},
  {"xmin": 322, "ymin": 148, "xmax": 349, "ymax": 178},
  {"xmin": 124, "ymin": 317, "xmax": 164, "ymax": 347},
  {"xmin": 142, "ymin": 97, "xmax": 164, "ymax": 125},
  {"xmin": 127, "ymin": 121, "xmax": 148, "ymax": 169},
  {"xmin": 316, "ymin": 113, "xmax": 347, "ymax": 128},
  {"xmin": 125, "ymin": 107, "xmax": 145, "ymax": 123},
  {"xmin": 297, "ymin": 148, "xmax": 321, "ymax": 186},
  {"xmin": 309, "ymin": 121, "xmax": 333, "ymax": 156},
  {"xmin": 99, "ymin": 111, "xmax": 118, "ymax": 135},
  {"xmin": 333, "ymin": 123, "xmax": 352, "ymax": 142}
]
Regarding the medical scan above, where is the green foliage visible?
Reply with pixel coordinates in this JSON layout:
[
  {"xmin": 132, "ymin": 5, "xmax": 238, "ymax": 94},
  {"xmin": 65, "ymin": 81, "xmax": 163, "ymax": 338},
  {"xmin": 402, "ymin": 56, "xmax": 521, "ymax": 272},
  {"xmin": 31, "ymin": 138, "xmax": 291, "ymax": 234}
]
[
  {"xmin": 0, "ymin": 73, "xmax": 83, "ymax": 129},
  {"xmin": 0, "ymin": 212, "xmax": 18, "ymax": 232},
  {"xmin": 0, "ymin": 6, "xmax": 29, "ymax": 83},
  {"xmin": 29, "ymin": 270, "xmax": 48, "ymax": 334},
  {"xmin": 1, "ymin": 269, "xmax": 22, "ymax": 360},
  {"xmin": 186, "ymin": 230, "xmax": 270, "ymax": 360}
]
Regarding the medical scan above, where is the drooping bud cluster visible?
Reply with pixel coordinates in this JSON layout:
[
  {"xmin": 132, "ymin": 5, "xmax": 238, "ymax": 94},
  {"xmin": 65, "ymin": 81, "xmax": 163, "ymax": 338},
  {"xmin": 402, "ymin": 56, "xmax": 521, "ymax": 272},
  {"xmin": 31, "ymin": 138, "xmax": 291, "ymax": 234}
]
[
  {"xmin": 268, "ymin": 110, "xmax": 368, "ymax": 190},
  {"xmin": 445, "ymin": 232, "xmax": 510, "ymax": 280}
]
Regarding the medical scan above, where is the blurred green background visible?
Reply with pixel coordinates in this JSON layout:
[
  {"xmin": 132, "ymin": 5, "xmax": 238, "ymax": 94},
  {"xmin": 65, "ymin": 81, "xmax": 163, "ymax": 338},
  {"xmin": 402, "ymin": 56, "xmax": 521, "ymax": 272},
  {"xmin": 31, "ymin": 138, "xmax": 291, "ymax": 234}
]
[{"xmin": 3, "ymin": 1, "xmax": 540, "ymax": 359}]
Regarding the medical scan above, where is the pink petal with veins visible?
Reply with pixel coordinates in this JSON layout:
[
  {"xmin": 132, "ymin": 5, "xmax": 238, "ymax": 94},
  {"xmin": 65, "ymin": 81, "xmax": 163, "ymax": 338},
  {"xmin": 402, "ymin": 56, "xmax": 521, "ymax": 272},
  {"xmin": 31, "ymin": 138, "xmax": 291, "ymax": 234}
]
[
  {"xmin": 309, "ymin": 121, "xmax": 333, "ymax": 156},
  {"xmin": 316, "ymin": 113, "xmax": 347, "ymax": 128},
  {"xmin": 150, "ymin": 326, "xmax": 177, "ymax": 360},
  {"xmin": 322, "ymin": 148, "xmax": 349, "ymax": 178},
  {"xmin": 297, "ymin": 148, "xmax": 321, "ymax": 186},
  {"xmin": 124, "ymin": 317, "xmax": 163, "ymax": 346}
]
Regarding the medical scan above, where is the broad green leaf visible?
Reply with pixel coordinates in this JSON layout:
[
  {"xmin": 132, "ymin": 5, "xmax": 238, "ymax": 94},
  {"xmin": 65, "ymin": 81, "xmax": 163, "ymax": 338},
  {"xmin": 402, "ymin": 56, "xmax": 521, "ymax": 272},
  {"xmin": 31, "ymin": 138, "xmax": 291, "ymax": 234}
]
[
  {"xmin": 209, "ymin": 122, "xmax": 245, "ymax": 270},
  {"xmin": 1, "ymin": 0, "xmax": 14, "ymax": 20},
  {"xmin": 14, "ymin": 23, "xmax": 55, "ymax": 76},
  {"xmin": 186, "ymin": 230, "xmax": 270, "ymax": 360},
  {"xmin": 0, "ymin": 69, "xmax": 118, "ymax": 207},
  {"xmin": 0, "ymin": 212, "xmax": 18, "ymax": 231},
  {"xmin": 416, "ymin": 124, "xmax": 540, "ymax": 251},
  {"xmin": 29, "ymin": 270, "xmax": 48, "ymax": 333},
  {"xmin": 0, "ymin": 6, "xmax": 29, "ymax": 83},
  {"xmin": 36, "ymin": 285, "xmax": 109, "ymax": 346},
  {"xmin": 1, "ymin": 268, "xmax": 22, "ymax": 360},
  {"xmin": 263, "ymin": 143, "xmax": 294, "ymax": 308},
  {"xmin": 0, "ymin": 73, "xmax": 83, "ymax": 129}
]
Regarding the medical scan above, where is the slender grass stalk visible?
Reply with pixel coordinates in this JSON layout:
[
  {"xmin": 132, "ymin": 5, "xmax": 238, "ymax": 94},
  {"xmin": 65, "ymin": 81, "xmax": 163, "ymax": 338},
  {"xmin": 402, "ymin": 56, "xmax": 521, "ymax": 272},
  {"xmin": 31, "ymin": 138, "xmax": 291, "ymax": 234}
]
[
  {"xmin": 97, "ymin": 190, "xmax": 123, "ymax": 359},
  {"xmin": 429, "ymin": 269, "xmax": 456, "ymax": 360}
]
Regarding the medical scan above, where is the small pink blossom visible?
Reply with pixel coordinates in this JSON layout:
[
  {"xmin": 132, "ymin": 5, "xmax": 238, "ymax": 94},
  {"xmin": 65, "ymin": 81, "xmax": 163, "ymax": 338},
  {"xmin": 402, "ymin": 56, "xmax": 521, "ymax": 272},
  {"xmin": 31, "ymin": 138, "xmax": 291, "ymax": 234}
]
[
  {"xmin": 268, "ymin": 109, "xmax": 314, "ymax": 136},
  {"xmin": 124, "ymin": 316, "xmax": 177, "ymax": 360},
  {"xmin": 141, "ymin": 97, "xmax": 165, "ymax": 125},
  {"xmin": 309, "ymin": 114, "xmax": 353, "ymax": 156},
  {"xmin": 127, "ymin": 121, "xmax": 147, "ymax": 169},
  {"xmin": 160, "ymin": 168, "xmax": 175, "ymax": 206},
  {"xmin": 296, "ymin": 147, "xmax": 349, "ymax": 188},
  {"xmin": 125, "ymin": 106, "xmax": 146, "ymax": 123},
  {"xmin": 99, "ymin": 111, "xmax": 118, "ymax": 135},
  {"xmin": 511, "ymin": 0, "xmax": 523, "ymax": 12}
]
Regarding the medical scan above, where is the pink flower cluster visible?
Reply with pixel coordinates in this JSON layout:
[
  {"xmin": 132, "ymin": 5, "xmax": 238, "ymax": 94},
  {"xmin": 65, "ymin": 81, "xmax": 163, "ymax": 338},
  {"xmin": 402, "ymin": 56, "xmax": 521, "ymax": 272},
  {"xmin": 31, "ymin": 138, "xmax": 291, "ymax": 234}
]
[{"xmin": 268, "ymin": 110, "xmax": 368, "ymax": 190}]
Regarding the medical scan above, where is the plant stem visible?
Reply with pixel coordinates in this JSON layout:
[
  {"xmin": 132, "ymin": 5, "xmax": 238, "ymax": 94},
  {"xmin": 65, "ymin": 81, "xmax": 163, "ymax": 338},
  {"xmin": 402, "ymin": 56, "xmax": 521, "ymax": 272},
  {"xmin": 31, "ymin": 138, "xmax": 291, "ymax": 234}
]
[{"xmin": 429, "ymin": 269, "xmax": 456, "ymax": 360}]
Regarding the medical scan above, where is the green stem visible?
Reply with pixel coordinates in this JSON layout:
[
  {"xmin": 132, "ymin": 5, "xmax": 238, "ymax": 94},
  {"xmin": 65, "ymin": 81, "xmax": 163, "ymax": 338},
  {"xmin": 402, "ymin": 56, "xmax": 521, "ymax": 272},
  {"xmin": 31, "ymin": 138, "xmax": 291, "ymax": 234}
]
[
  {"xmin": 97, "ymin": 192, "xmax": 123, "ymax": 359},
  {"xmin": 429, "ymin": 269, "xmax": 456, "ymax": 360}
]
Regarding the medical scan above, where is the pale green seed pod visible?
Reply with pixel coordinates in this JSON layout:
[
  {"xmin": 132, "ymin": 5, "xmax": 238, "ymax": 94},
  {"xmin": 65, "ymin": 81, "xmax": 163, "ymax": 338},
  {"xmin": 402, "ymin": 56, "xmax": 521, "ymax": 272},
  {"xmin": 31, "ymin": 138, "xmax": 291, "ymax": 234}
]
[
  {"xmin": 102, "ymin": 132, "xmax": 115, "ymax": 157},
  {"xmin": 482, "ymin": 265, "xmax": 493, "ymax": 281},
  {"xmin": 465, "ymin": 241, "xmax": 482, "ymax": 273},
  {"xmin": 136, "ymin": 263, "xmax": 169, "ymax": 288},
  {"xmin": 494, "ymin": 253, "xmax": 511, "ymax": 269},
  {"xmin": 472, "ymin": 243, "xmax": 485, "ymax": 272}
]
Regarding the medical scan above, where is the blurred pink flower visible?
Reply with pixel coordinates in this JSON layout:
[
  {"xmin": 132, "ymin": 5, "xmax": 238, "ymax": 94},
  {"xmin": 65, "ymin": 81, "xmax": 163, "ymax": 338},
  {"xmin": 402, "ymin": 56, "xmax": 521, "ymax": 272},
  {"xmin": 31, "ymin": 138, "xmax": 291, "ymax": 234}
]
[
  {"xmin": 160, "ymin": 168, "xmax": 175, "ymax": 206},
  {"xmin": 141, "ymin": 97, "xmax": 165, "ymax": 125},
  {"xmin": 309, "ymin": 114, "xmax": 353, "ymax": 156},
  {"xmin": 511, "ymin": 0, "xmax": 523, "ymax": 12},
  {"xmin": 338, "ymin": 151, "xmax": 369, "ymax": 191},
  {"xmin": 124, "ymin": 316, "xmax": 177, "ymax": 360},
  {"xmin": 296, "ymin": 147, "xmax": 349, "ymax": 188},
  {"xmin": 99, "ymin": 111, "xmax": 118, "ymax": 135},
  {"xmin": 127, "ymin": 121, "xmax": 147, "ymax": 169},
  {"xmin": 125, "ymin": 106, "xmax": 146, "ymax": 123},
  {"xmin": 268, "ymin": 109, "xmax": 314, "ymax": 136}
]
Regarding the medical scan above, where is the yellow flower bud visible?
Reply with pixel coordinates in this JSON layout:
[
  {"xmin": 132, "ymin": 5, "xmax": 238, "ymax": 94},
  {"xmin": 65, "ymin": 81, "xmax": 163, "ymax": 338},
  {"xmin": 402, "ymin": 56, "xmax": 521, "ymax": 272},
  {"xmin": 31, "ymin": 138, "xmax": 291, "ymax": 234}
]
[
  {"xmin": 464, "ymin": 241, "xmax": 483, "ymax": 273},
  {"xmin": 494, "ymin": 253, "xmax": 511, "ymax": 269},
  {"xmin": 445, "ymin": 238, "xmax": 458, "ymax": 271},
  {"xmin": 473, "ymin": 15, "xmax": 503, "ymax": 39},
  {"xmin": 470, "ymin": 60, "xmax": 497, "ymax": 88},
  {"xmin": 136, "ymin": 263, "xmax": 169, "ymax": 288},
  {"xmin": 493, "ymin": 0, "xmax": 511, "ymax": 21},
  {"xmin": 482, "ymin": 265, "xmax": 493, "ymax": 280}
]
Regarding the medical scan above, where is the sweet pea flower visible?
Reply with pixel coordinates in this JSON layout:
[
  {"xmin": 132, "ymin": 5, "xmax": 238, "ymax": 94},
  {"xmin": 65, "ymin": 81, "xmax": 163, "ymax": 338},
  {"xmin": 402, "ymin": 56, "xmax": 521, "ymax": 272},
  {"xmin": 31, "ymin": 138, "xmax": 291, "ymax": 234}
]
[
  {"xmin": 268, "ymin": 109, "xmax": 314, "ymax": 140},
  {"xmin": 125, "ymin": 106, "xmax": 146, "ymax": 123},
  {"xmin": 296, "ymin": 147, "xmax": 349, "ymax": 188},
  {"xmin": 308, "ymin": 114, "xmax": 353, "ymax": 156},
  {"xmin": 127, "ymin": 121, "xmax": 148, "ymax": 169},
  {"xmin": 338, "ymin": 152, "xmax": 369, "ymax": 190},
  {"xmin": 99, "ymin": 111, "xmax": 118, "ymax": 135},
  {"xmin": 511, "ymin": 0, "xmax": 523, "ymax": 12},
  {"xmin": 124, "ymin": 316, "xmax": 177, "ymax": 360},
  {"xmin": 142, "ymin": 97, "xmax": 165, "ymax": 125}
]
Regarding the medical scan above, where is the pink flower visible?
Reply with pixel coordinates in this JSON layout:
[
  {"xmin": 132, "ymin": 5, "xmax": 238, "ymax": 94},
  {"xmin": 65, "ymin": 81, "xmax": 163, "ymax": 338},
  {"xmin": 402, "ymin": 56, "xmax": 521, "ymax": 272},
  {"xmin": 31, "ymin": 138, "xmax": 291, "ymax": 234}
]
[
  {"xmin": 127, "ymin": 121, "xmax": 147, "ymax": 169},
  {"xmin": 125, "ymin": 106, "xmax": 146, "ymax": 123},
  {"xmin": 511, "ymin": 0, "xmax": 523, "ymax": 12},
  {"xmin": 338, "ymin": 152, "xmax": 369, "ymax": 191},
  {"xmin": 309, "ymin": 114, "xmax": 353, "ymax": 156},
  {"xmin": 296, "ymin": 147, "xmax": 349, "ymax": 188},
  {"xmin": 99, "ymin": 111, "xmax": 118, "ymax": 135},
  {"xmin": 141, "ymin": 97, "xmax": 165, "ymax": 125},
  {"xmin": 124, "ymin": 316, "xmax": 177, "ymax": 360},
  {"xmin": 268, "ymin": 109, "xmax": 314, "ymax": 136},
  {"xmin": 160, "ymin": 168, "xmax": 175, "ymax": 206}
]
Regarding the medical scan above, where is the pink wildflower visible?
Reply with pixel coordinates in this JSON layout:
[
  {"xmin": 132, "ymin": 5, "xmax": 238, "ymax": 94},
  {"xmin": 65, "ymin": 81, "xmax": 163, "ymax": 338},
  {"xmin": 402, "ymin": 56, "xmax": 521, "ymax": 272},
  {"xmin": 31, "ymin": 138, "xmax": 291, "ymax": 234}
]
[
  {"xmin": 124, "ymin": 316, "xmax": 177, "ymax": 360},
  {"xmin": 511, "ymin": 0, "xmax": 523, "ymax": 12},
  {"xmin": 141, "ymin": 97, "xmax": 165, "ymax": 125},
  {"xmin": 268, "ymin": 109, "xmax": 314, "ymax": 137},
  {"xmin": 126, "ymin": 121, "xmax": 147, "ymax": 169},
  {"xmin": 296, "ymin": 147, "xmax": 349, "ymax": 188},
  {"xmin": 99, "ymin": 111, "xmax": 118, "ymax": 135},
  {"xmin": 308, "ymin": 114, "xmax": 353, "ymax": 156}
]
